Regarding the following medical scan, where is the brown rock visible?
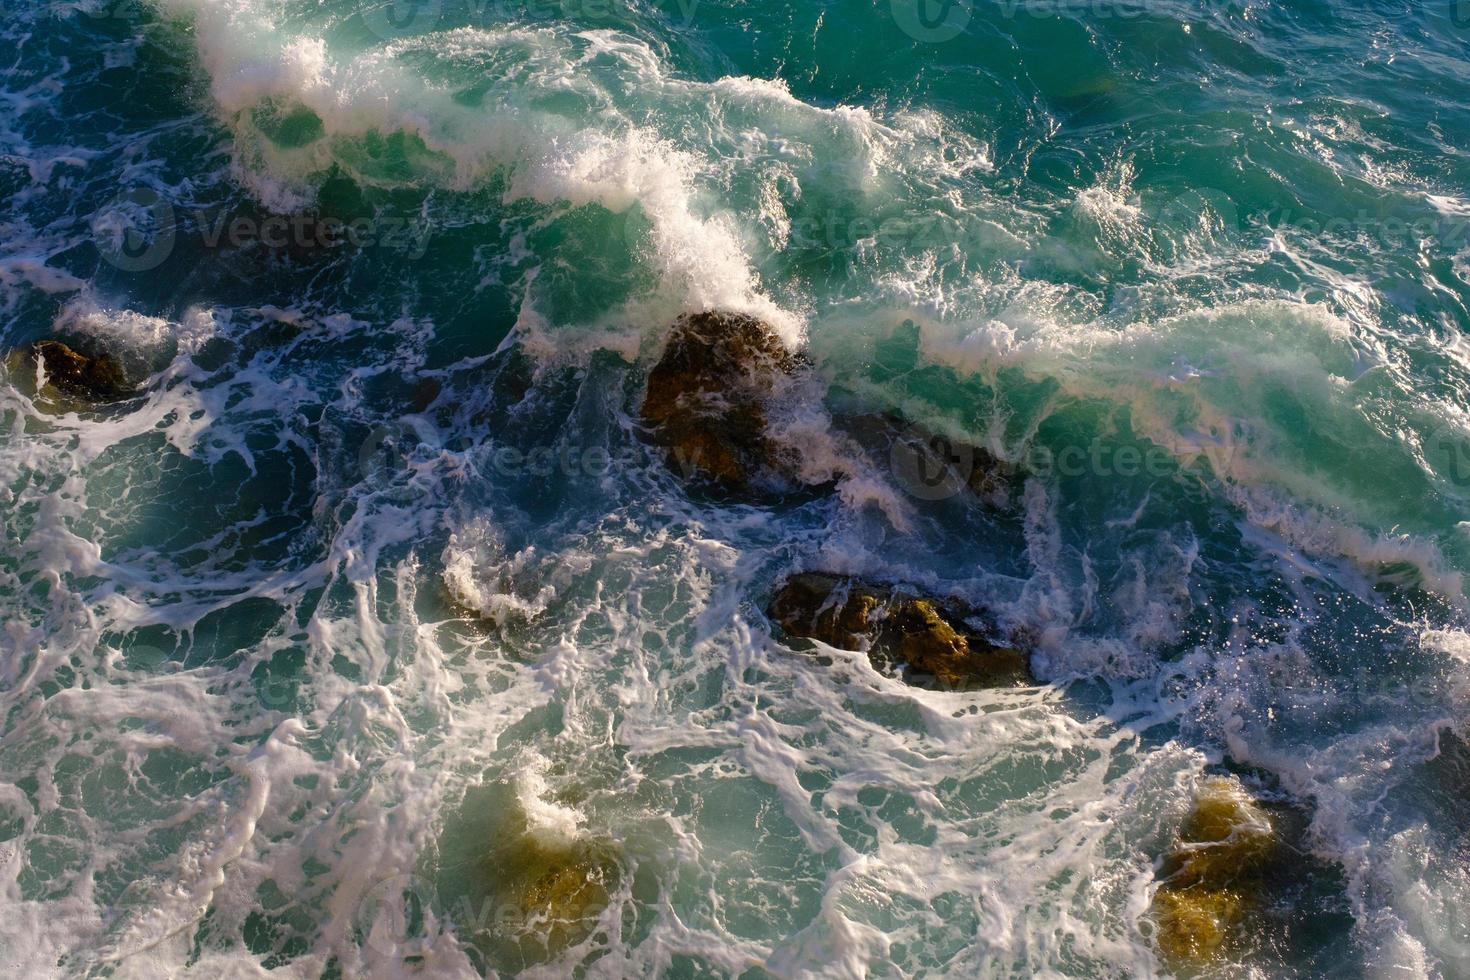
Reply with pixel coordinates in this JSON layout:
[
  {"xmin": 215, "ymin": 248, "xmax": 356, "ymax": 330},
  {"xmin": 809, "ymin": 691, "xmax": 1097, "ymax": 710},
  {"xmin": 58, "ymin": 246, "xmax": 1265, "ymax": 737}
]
[
  {"xmin": 9, "ymin": 340, "xmax": 133, "ymax": 403},
  {"xmin": 503, "ymin": 837, "xmax": 618, "ymax": 955},
  {"xmin": 1151, "ymin": 777, "xmax": 1277, "ymax": 964},
  {"xmin": 640, "ymin": 311, "xmax": 804, "ymax": 492},
  {"xmin": 769, "ymin": 572, "xmax": 1031, "ymax": 688}
]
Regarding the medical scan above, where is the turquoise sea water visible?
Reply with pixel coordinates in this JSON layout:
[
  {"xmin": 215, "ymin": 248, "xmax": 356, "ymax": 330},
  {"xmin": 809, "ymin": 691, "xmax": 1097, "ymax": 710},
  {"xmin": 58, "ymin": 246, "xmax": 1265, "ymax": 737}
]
[{"xmin": 4, "ymin": 0, "xmax": 1470, "ymax": 975}]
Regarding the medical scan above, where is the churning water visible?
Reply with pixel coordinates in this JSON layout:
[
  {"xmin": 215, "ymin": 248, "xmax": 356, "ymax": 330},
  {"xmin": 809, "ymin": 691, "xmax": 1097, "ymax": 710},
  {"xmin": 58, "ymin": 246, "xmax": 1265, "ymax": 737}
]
[{"xmin": 4, "ymin": 0, "xmax": 1470, "ymax": 976}]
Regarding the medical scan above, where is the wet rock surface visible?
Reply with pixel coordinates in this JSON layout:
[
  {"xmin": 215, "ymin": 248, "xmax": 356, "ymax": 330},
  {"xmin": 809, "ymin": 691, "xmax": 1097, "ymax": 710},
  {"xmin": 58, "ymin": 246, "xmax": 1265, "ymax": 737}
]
[
  {"xmin": 1149, "ymin": 776, "xmax": 1352, "ymax": 970},
  {"xmin": 497, "ymin": 835, "xmax": 619, "ymax": 956},
  {"xmin": 435, "ymin": 779, "xmax": 621, "ymax": 971},
  {"xmin": 768, "ymin": 572, "xmax": 1031, "ymax": 688},
  {"xmin": 639, "ymin": 311, "xmax": 806, "ymax": 493},
  {"xmin": 1151, "ymin": 777, "xmax": 1276, "ymax": 963},
  {"xmin": 7, "ymin": 340, "xmax": 135, "ymax": 404}
]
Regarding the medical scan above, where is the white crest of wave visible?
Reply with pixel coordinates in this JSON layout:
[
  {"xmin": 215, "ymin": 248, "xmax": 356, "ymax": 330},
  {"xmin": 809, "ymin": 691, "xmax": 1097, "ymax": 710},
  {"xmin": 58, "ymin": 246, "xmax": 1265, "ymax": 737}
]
[{"xmin": 142, "ymin": 2, "xmax": 825, "ymax": 344}]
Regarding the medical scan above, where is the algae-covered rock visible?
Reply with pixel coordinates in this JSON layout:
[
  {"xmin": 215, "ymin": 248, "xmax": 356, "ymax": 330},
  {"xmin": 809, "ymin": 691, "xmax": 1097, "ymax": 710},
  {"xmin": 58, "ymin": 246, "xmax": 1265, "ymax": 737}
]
[
  {"xmin": 435, "ymin": 778, "xmax": 621, "ymax": 970},
  {"xmin": 890, "ymin": 598, "xmax": 986, "ymax": 688},
  {"xmin": 769, "ymin": 572, "xmax": 1031, "ymax": 688},
  {"xmin": 497, "ymin": 835, "xmax": 619, "ymax": 955},
  {"xmin": 1167, "ymin": 777, "xmax": 1276, "ymax": 883},
  {"xmin": 1148, "ymin": 775, "xmax": 1356, "ymax": 973},
  {"xmin": 1151, "ymin": 776, "xmax": 1277, "ymax": 964},
  {"xmin": 1151, "ymin": 887, "xmax": 1240, "ymax": 962},
  {"xmin": 7, "ymin": 340, "xmax": 134, "ymax": 404},
  {"xmin": 640, "ymin": 311, "xmax": 805, "ymax": 493}
]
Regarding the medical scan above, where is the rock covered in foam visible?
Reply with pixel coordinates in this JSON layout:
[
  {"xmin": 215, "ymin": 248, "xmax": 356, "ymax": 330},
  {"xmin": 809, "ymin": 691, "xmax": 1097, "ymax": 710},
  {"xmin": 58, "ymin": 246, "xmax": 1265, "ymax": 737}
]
[
  {"xmin": 7, "ymin": 340, "xmax": 135, "ymax": 404},
  {"xmin": 498, "ymin": 835, "xmax": 619, "ymax": 957},
  {"xmin": 768, "ymin": 572, "xmax": 1031, "ymax": 688},
  {"xmin": 639, "ymin": 311, "xmax": 807, "ymax": 493},
  {"xmin": 1150, "ymin": 776, "xmax": 1276, "ymax": 964},
  {"xmin": 437, "ymin": 777, "xmax": 621, "ymax": 969}
]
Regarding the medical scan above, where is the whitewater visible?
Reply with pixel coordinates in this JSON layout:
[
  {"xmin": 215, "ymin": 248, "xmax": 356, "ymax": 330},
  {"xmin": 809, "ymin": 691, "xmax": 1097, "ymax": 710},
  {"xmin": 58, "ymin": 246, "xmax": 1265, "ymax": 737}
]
[{"xmin": 3, "ymin": 0, "xmax": 1470, "ymax": 976}]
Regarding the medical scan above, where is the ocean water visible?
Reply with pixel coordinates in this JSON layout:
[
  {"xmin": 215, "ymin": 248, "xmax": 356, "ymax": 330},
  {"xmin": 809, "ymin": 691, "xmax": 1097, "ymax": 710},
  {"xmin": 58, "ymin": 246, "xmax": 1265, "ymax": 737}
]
[{"xmin": 4, "ymin": 0, "xmax": 1470, "ymax": 976}]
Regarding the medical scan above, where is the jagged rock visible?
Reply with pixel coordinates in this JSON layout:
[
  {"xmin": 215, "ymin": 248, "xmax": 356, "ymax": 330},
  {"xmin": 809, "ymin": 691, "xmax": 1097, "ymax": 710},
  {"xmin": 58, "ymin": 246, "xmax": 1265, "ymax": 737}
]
[
  {"xmin": 769, "ymin": 572, "xmax": 1031, "ymax": 687},
  {"xmin": 1151, "ymin": 776, "xmax": 1277, "ymax": 964},
  {"xmin": 7, "ymin": 340, "xmax": 133, "ymax": 403},
  {"xmin": 640, "ymin": 311, "xmax": 805, "ymax": 492},
  {"xmin": 639, "ymin": 315, "xmax": 1013, "ymax": 508}
]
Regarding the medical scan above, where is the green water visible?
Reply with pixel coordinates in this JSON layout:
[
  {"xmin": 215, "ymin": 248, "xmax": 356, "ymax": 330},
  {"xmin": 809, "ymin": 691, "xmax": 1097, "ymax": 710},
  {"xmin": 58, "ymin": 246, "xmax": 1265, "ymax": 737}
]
[{"xmin": 2, "ymin": 0, "xmax": 1470, "ymax": 975}]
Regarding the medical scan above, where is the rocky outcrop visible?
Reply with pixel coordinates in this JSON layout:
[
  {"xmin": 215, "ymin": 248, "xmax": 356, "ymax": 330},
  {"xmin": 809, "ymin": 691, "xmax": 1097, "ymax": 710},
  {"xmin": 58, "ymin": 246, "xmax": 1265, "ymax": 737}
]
[
  {"xmin": 640, "ymin": 311, "xmax": 806, "ymax": 493},
  {"xmin": 7, "ymin": 340, "xmax": 134, "ymax": 403},
  {"xmin": 769, "ymin": 572, "xmax": 1031, "ymax": 688},
  {"xmin": 638, "ymin": 313, "xmax": 1017, "ymax": 510},
  {"xmin": 1150, "ymin": 776, "xmax": 1277, "ymax": 964}
]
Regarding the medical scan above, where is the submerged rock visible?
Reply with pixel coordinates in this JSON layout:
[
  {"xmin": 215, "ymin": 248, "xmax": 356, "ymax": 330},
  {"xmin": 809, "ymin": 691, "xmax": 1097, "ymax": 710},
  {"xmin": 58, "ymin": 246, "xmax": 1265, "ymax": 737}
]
[
  {"xmin": 7, "ymin": 340, "xmax": 134, "ymax": 404},
  {"xmin": 1150, "ymin": 776, "xmax": 1277, "ymax": 964},
  {"xmin": 497, "ymin": 835, "xmax": 619, "ymax": 956},
  {"xmin": 436, "ymin": 778, "xmax": 621, "ymax": 969},
  {"xmin": 769, "ymin": 572, "xmax": 1031, "ymax": 687},
  {"xmin": 639, "ymin": 311, "xmax": 806, "ymax": 492}
]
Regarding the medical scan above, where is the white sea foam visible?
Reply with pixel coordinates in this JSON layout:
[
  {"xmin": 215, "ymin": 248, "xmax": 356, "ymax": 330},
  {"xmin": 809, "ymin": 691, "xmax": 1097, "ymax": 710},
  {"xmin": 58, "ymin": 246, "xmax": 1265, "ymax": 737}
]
[{"xmin": 4, "ymin": 2, "xmax": 1468, "ymax": 977}]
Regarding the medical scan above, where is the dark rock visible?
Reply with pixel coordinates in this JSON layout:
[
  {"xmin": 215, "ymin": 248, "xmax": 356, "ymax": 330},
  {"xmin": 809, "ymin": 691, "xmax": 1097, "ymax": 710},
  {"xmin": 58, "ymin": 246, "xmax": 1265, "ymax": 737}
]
[
  {"xmin": 8, "ymin": 340, "xmax": 134, "ymax": 403},
  {"xmin": 640, "ymin": 311, "xmax": 805, "ymax": 492},
  {"xmin": 769, "ymin": 572, "xmax": 1031, "ymax": 688},
  {"xmin": 237, "ymin": 316, "xmax": 306, "ymax": 358},
  {"xmin": 640, "ymin": 315, "xmax": 1012, "ymax": 508},
  {"xmin": 410, "ymin": 376, "xmax": 442, "ymax": 413}
]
